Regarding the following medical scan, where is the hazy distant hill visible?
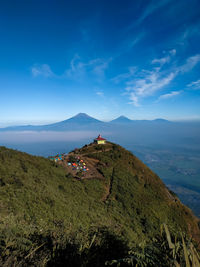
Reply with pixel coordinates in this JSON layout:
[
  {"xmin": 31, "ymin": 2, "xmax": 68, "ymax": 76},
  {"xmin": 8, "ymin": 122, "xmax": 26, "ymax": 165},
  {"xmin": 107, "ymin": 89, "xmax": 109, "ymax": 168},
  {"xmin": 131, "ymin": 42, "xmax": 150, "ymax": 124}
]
[
  {"xmin": 0, "ymin": 113, "xmax": 171, "ymax": 131},
  {"xmin": 110, "ymin": 116, "xmax": 170, "ymax": 124},
  {"xmin": 45, "ymin": 113, "xmax": 103, "ymax": 128},
  {"xmin": 153, "ymin": 118, "xmax": 170, "ymax": 123},
  {"xmin": 0, "ymin": 113, "xmax": 104, "ymax": 131},
  {"xmin": 110, "ymin": 115, "xmax": 133, "ymax": 124},
  {"xmin": 0, "ymin": 143, "xmax": 200, "ymax": 266}
]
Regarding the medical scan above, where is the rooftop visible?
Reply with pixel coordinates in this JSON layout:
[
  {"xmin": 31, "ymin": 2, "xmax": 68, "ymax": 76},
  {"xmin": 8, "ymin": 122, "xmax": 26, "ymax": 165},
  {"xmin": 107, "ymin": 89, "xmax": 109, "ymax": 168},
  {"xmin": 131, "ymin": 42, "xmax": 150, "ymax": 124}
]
[{"xmin": 95, "ymin": 134, "xmax": 106, "ymax": 141}]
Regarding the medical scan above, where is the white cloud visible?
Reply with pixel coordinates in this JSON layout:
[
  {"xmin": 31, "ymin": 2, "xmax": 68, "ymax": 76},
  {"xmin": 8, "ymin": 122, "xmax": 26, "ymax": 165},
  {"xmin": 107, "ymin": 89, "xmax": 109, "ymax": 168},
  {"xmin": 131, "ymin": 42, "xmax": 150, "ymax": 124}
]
[
  {"xmin": 113, "ymin": 31, "xmax": 145, "ymax": 61},
  {"xmin": 152, "ymin": 49, "xmax": 176, "ymax": 66},
  {"xmin": 127, "ymin": 0, "xmax": 173, "ymax": 30},
  {"xmin": 31, "ymin": 64, "xmax": 54, "ymax": 77},
  {"xmin": 187, "ymin": 79, "xmax": 200, "ymax": 90},
  {"xmin": 169, "ymin": 49, "xmax": 176, "ymax": 56},
  {"xmin": 137, "ymin": 0, "xmax": 171, "ymax": 25},
  {"xmin": 69, "ymin": 53, "xmax": 80, "ymax": 72},
  {"xmin": 179, "ymin": 54, "xmax": 200, "ymax": 73},
  {"xmin": 178, "ymin": 24, "xmax": 200, "ymax": 46},
  {"xmin": 126, "ymin": 70, "xmax": 176, "ymax": 99},
  {"xmin": 31, "ymin": 56, "xmax": 111, "ymax": 81},
  {"xmin": 157, "ymin": 90, "xmax": 182, "ymax": 101},
  {"xmin": 129, "ymin": 32, "xmax": 145, "ymax": 49},
  {"xmin": 125, "ymin": 69, "xmax": 176, "ymax": 106},
  {"xmin": 129, "ymin": 92, "xmax": 139, "ymax": 106},
  {"xmin": 111, "ymin": 66, "xmax": 137, "ymax": 84},
  {"xmin": 66, "ymin": 55, "xmax": 111, "ymax": 80},
  {"xmin": 96, "ymin": 91, "xmax": 104, "ymax": 97},
  {"xmin": 93, "ymin": 61, "xmax": 109, "ymax": 77},
  {"xmin": 152, "ymin": 56, "xmax": 170, "ymax": 65},
  {"xmin": 119, "ymin": 53, "xmax": 200, "ymax": 107}
]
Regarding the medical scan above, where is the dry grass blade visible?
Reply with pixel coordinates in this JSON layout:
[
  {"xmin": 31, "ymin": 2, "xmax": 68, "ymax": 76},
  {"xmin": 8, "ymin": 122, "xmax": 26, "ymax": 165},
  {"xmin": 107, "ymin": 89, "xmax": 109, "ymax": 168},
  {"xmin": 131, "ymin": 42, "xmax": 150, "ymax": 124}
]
[
  {"xmin": 163, "ymin": 223, "xmax": 175, "ymax": 249},
  {"xmin": 174, "ymin": 260, "xmax": 180, "ymax": 267},
  {"xmin": 24, "ymin": 242, "xmax": 46, "ymax": 259},
  {"xmin": 190, "ymin": 243, "xmax": 200, "ymax": 267},
  {"xmin": 181, "ymin": 234, "xmax": 190, "ymax": 267}
]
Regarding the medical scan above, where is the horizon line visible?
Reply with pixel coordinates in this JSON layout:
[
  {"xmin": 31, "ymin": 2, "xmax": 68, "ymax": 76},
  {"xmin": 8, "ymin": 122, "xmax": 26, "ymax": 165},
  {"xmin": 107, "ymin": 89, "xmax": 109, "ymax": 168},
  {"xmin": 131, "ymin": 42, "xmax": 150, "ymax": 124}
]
[{"xmin": 1, "ymin": 113, "xmax": 200, "ymax": 128}]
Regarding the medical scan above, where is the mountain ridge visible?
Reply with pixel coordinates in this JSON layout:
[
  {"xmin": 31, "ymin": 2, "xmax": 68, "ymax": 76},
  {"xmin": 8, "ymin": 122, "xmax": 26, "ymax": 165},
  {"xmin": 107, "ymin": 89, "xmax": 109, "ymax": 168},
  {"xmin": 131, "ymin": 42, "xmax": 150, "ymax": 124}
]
[
  {"xmin": 0, "ymin": 142, "xmax": 200, "ymax": 265},
  {"xmin": 0, "ymin": 113, "xmax": 171, "ymax": 131},
  {"xmin": 47, "ymin": 113, "xmax": 103, "ymax": 125}
]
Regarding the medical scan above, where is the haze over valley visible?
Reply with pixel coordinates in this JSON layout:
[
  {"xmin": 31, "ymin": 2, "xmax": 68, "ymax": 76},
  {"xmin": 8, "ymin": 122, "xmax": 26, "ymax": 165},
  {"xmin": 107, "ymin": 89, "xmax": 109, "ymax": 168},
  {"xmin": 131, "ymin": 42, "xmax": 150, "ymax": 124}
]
[{"xmin": 1, "ymin": 113, "xmax": 200, "ymax": 216}]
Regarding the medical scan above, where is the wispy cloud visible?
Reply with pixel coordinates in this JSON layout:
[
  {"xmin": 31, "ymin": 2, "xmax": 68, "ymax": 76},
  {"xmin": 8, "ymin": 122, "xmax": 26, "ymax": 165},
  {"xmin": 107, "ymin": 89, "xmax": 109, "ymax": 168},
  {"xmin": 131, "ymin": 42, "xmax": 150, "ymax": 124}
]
[
  {"xmin": 169, "ymin": 49, "xmax": 176, "ymax": 56},
  {"xmin": 66, "ymin": 54, "xmax": 111, "ymax": 80},
  {"xmin": 128, "ymin": 92, "xmax": 140, "ymax": 107},
  {"xmin": 113, "ymin": 32, "xmax": 145, "ymax": 60},
  {"xmin": 157, "ymin": 90, "xmax": 182, "ymax": 101},
  {"xmin": 31, "ymin": 64, "xmax": 54, "ymax": 77},
  {"xmin": 138, "ymin": 0, "xmax": 172, "ymax": 24},
  {"xmin": 127, "ymin": 0, "xmax": 172, "ymax": 31},
  {"xmin": 32, "ymin": 55, "xmax": 111, "ymax": 81},
  {"xmin": 152, "ymin": 56, "xmax": 170, "ymax": 65},
  {"xmin": 178, "ymin": 24, "xmax": 200, "ymax": 46},
  {"xmin": 151, "ymin": 49, "xmax": 176, "ymax": 66},
  {"xmin": 111, "ymin": 66, "xmax": 137, "ymax": 84},
  {"xmin": 128, "ymin": 32, "xmax": 145, "ymax": 49},
  {"xmin": 96, "ymin": 91, "xmax": 104, "ymax": 97},
  {"xmin": 187, "ymin": 79, "xmax": 200, "ymax": 90},
  {"xmin": 116, "ymin": 51, "xmax": 177, "ymax": 88},
  {"xmin": 116, "ymin": 52, "xmax": 200, "ymax": 107},
  {"xmin": 179, "ymin": 54, "xmax": 200, "ymax": 73},
  {"xmin": 93, "ymin": 61, "xmax": 110, "ymax": 77},
  {"xmin": 124, "ymin": 68, "xmax": 176, "ymax": 107},
  {"xmin": 126, "ymin": 70, "xmax": 176, "ymax": 106}
]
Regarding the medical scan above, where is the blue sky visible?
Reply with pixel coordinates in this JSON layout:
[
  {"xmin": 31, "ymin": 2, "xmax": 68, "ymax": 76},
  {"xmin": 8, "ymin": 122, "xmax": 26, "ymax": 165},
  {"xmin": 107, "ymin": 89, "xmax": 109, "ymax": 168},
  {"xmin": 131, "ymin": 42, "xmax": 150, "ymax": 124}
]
[{"xmin": 1, "ymin": 0, "xmax": 200, "ymax": 126}]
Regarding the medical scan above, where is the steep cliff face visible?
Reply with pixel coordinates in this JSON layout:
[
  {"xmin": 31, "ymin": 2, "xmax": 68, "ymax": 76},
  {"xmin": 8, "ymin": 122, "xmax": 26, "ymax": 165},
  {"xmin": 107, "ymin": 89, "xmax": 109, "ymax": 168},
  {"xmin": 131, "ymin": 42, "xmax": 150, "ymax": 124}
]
[{"xmin": 0, "ymin": 143, "xmax": 199, "ymax": 266}]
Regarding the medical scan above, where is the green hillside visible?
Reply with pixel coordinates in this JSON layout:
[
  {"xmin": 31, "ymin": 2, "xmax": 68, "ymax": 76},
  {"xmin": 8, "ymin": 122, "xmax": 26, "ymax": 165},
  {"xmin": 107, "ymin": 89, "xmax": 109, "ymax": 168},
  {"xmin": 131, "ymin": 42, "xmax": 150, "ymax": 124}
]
[{"xmin": 0, "ymin": 143, "xmax": 200, "ymax": 266}]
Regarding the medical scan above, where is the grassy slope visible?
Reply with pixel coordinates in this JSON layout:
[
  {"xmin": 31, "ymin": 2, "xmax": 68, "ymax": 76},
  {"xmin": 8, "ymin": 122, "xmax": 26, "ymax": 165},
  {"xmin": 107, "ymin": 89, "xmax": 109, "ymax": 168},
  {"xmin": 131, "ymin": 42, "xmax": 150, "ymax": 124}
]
[
  {"xmin": 78, "ymin": 143, "xmax": 200, "ymax": 241},
  {"xmin": 0, "ymin": 143, "xmax": 200, "ymax": 265}
]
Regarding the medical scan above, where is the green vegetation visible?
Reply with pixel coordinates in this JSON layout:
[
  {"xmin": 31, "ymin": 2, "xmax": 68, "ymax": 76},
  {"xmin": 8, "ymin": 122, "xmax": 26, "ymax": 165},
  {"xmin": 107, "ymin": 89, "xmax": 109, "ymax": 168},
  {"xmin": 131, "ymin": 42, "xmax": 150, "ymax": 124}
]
[
  {"xmin": 106, "ymin": 224, "xmax": 200, "ymax": 266},
  {"xmin": 0, "ymin": 143, "xmax": 200, "ymax": 266},
  {"xmin": 132, "ymin": 144, "xmax": 200, "ymax": 217}
]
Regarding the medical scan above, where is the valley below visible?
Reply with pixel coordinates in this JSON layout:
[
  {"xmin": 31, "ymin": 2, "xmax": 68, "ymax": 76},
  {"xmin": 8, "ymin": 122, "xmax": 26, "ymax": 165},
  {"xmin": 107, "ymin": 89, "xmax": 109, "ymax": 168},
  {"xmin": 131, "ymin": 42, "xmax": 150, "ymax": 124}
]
[
  {"xmin": 131, "ymin": 145, "xmax": 200, "ymax": 217},
  {"xmin": 1, "ymin": 117, "xmax": 200, "ymax": 218}
]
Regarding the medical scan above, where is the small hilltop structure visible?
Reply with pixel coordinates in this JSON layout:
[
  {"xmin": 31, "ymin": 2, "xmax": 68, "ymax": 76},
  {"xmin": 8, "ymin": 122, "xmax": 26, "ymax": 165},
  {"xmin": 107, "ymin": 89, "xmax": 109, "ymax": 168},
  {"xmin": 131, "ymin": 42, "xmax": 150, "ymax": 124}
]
[
  {"xmin": 94, "ymin": 134, "xmax": 106, "ymax": 145},
  {"xmin": 49, "ymin": 135, "xmax": 108, "ymax": 179}
]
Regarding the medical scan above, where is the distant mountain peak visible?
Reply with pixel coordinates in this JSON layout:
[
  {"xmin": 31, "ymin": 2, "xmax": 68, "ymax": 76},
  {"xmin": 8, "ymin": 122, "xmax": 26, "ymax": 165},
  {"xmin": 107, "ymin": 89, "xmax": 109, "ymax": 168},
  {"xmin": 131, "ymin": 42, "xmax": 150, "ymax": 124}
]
[
  {"xmin": 110, "ymin": 115, "xmax": 132, "ymax": 123},
  {"xmin": 66, "ymin": 113, "xmax": 102, "ymax": 124},
  {"xmin": 73, "ymin": 113, "xmax": 91, "ymax": 118},
  {"xmin": 118, "ymin": 115, "xmax": 129, "ymax": 119}
]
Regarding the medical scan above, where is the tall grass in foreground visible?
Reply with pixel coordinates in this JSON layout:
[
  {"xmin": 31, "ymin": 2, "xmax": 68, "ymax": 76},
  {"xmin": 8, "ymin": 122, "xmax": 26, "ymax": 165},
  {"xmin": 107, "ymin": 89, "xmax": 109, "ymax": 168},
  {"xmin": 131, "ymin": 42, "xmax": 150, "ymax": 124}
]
[
  {"xmin": 1, "ymin": 224, "xmax": 199, "ymax": 266},
  {"xmin": 105, "ymin": 224, "xmax": 200, "ymax": 266}
]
